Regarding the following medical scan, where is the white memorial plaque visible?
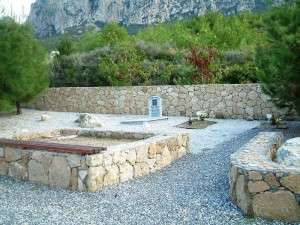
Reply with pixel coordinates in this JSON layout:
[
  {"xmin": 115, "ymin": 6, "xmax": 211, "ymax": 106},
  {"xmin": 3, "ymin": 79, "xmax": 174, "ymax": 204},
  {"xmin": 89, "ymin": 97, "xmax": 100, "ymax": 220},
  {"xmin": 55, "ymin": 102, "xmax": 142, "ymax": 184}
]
[{"xmin": 148, "ymin": 96, "xmax": 162, "ymax": 117}]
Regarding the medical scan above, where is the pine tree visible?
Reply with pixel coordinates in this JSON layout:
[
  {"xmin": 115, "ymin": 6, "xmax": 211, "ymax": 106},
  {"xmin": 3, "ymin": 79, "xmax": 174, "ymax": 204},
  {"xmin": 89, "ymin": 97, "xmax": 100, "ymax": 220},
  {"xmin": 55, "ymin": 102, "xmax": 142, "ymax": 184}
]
[
  {"xmin": 257, "ymin": 1, "xmax": 300, "ymax": 115},
  {"xmin": 0, "ymin": 18, "xmax": 49, "ymax": 114}
]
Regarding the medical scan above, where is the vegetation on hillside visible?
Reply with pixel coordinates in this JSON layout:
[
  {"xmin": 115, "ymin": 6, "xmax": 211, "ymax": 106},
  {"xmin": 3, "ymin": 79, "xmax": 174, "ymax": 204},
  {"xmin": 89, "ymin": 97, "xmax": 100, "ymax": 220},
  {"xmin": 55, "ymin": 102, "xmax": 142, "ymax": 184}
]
[
  {"xmin": 51, "ymin": 11, "xmax": 269, "ymax": 87},
  {"xmin": 0, "ymin": 18, "xmax": 48, "ymax": 114}
]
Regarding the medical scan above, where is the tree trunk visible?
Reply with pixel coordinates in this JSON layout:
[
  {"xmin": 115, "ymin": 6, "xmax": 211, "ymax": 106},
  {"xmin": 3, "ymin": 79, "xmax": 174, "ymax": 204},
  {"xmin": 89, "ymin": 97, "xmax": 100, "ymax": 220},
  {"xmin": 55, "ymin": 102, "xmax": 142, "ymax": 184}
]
[{"xmin": 16, "ymin": 102, "xmax": 22, "ymax": 115}]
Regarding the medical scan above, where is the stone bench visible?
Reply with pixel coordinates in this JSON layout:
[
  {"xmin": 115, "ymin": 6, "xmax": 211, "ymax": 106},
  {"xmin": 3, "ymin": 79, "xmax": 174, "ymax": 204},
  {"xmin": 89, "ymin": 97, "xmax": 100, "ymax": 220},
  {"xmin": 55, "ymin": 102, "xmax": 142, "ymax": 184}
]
[{"xmin": 230, "ymin": 132, "xmax": 300, "ymax": 222}]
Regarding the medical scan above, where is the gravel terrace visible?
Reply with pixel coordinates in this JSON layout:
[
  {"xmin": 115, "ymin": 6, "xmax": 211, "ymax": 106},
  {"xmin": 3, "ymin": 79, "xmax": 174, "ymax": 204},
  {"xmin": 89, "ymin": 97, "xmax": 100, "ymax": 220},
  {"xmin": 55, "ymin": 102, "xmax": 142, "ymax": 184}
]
[{"xmin": 0, "ymin": 109, "xmax": 299, "ymax": 225}]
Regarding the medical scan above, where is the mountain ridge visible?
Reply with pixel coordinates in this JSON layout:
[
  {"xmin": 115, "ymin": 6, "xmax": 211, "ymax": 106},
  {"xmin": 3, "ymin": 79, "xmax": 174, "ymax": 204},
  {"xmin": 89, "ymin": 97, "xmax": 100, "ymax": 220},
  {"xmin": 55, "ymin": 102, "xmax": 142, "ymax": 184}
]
[{"xmin": 28, "ymin": 0, "xmax": 283, "ymax": 38}]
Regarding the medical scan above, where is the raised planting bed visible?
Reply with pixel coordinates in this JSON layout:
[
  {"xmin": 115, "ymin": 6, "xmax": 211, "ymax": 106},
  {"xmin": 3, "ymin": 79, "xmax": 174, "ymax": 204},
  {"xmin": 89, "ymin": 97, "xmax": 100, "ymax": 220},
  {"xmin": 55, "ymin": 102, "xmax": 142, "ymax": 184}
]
[
  {"xmin": 230, "ymin": 132, "xmax": 300, "ymax": 222},
  {"xmin": 0, "ymin": 129, "xmax": 189, "ymax": 192}
]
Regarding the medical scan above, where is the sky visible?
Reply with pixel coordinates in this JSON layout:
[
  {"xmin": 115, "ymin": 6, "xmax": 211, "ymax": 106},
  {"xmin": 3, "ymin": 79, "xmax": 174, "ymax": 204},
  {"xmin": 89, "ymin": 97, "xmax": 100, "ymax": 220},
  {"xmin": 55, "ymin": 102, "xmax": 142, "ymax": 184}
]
[{"xmin": 0, "ymin": 0, "xmax": 36, "ymax": 22}]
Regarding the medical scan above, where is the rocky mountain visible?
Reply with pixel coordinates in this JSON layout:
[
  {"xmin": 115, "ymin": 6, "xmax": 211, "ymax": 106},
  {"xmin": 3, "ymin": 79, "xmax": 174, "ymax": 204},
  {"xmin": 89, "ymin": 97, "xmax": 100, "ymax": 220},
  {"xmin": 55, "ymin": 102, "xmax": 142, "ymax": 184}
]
[{"xmin": 28, "ymin": 0, "xmax": 283, "ymax": 38}]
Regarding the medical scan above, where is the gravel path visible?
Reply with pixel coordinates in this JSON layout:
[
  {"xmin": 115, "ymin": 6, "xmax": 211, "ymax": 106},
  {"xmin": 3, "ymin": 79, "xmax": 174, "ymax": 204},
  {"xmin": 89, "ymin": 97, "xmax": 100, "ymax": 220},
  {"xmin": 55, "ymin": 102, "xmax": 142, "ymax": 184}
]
[{"xmin": 0, "ymin": 110, "xmax": 298, "ymax": 225}]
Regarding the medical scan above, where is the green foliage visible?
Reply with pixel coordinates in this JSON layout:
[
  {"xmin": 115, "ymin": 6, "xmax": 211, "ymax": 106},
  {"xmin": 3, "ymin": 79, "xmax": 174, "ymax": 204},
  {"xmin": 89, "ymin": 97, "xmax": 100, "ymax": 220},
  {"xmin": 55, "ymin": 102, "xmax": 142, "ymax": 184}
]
[
  {"xmin": 0, "ymin": 18, "xmax": 49, "ymax": 113},
  {"xmin": 50, "ymin": 4, "xmax": 297, "ymax": 88},
  {"xmin": 257, "ymin": 1, "xmax": 300, "ymax": 114},
  {"xmin": 57, "ymin": 35, "xmax": 75, "ymax": 56}
]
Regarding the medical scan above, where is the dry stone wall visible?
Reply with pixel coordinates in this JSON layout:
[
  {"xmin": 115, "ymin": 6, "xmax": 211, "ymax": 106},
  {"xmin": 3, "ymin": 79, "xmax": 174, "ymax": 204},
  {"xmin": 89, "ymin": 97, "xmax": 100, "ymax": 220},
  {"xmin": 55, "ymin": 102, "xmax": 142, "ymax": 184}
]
[
  {"xmin": 230, "ymin": 132, "xmax": 300, "ymax": 222},
  {"xmin": 28, "ymin": 84, "xmax": 286, "ymax": 120},
  {"xmin": 0, "ymin": 129, "xmax": 189, "ymax": 192}
]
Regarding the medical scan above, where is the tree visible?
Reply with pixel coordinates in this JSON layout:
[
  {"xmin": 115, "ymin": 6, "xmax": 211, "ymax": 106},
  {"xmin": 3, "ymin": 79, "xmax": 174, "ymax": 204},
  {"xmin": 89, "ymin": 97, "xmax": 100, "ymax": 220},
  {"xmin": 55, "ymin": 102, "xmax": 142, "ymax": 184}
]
[
  {"xmin": 57, "ymin": 34, "xmax": 74, "ymax": 56},
  {"xmin": 257, "ymin": 1, "xmax": 300, "ymax": 115},
  {"xmin": 0, "ymin": 18, "xmax": 49, "ymax": 114}
]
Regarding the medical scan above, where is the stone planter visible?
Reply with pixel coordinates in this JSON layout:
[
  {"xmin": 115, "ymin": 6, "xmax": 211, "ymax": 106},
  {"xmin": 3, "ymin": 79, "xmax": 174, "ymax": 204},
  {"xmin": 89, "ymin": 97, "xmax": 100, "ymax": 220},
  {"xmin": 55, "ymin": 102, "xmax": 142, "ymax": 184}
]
[
  {"xmin": 0, "ymin": 129, "xmax": 189, "ymax": 192},
  {"xmin": 230, "ymin": 132, "xmax": 300, "ymax": 222}
]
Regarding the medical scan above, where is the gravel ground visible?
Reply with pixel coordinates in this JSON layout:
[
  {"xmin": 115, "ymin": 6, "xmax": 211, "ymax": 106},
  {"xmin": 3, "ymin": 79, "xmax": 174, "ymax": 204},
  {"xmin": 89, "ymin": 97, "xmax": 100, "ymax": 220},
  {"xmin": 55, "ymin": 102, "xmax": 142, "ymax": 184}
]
[{"xmin": 0, "ymin": 110, "xmax": 299, "ymax": 225}]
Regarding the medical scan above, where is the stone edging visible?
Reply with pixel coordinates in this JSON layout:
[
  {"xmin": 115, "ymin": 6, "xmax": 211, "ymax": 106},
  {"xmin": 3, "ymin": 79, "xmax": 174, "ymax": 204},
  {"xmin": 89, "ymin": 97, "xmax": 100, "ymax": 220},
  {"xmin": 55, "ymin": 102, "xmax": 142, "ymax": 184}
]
[{"xmin": 230, "ymin": 132, "xmax": 300, "ymax": 222}]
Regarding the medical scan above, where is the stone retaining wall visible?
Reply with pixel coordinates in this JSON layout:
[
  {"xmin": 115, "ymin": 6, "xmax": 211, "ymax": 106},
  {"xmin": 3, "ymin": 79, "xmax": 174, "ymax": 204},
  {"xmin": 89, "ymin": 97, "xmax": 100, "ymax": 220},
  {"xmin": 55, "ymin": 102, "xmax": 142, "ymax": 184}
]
[
  {"xmin": 28, "ymin": 84, "xmax": 286, "ymax": 119},
  {"xmin": 0, "ymin": 129, "xmax": 189, "ymax": 192},
  {"xmin": 230, "ymin": 132, "xmax": 300, "ymax": 222}
]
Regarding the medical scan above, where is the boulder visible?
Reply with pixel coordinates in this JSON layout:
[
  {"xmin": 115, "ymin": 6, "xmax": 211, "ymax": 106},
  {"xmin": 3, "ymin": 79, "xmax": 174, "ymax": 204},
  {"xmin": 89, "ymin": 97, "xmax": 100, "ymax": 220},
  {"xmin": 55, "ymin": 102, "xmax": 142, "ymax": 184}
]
[
  {"xmin": 40, "ymin": 114, "xmax": 50, "ymax": 121},
  {"xmin": 276, "ymin": 137, "xmax": 300, "ymax": 167},
  {"xmin": 75, "ymin": 113, "xmax": 102, "ymax": 128}
]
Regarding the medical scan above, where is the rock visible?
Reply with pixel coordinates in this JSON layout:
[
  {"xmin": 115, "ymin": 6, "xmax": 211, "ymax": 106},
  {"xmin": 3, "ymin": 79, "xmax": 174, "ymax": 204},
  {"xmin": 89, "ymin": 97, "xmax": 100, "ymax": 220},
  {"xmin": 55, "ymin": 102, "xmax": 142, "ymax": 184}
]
[
  {"xmin": 8, "ymin": 162, "xmax": 28, "ymax": 180},
  {"xmin": 66, "ymin": 155, "xmax": 82, "ymax": 168},
  {"xmin": 28, "ymin": 160, "xmax": 48, "ymax": 184},
  {"xmin": 248, "ymin": 181, "xmax": 269, "ymax": 193},
  {"xmin": 280, "ymin": 175, "xmax": 300, "ymax": 194},
  {"xmin": 148, "ymin": 143, "xmax": 157, "ymax": 159},
  {"xmin": 276, "ymin": 137, "xmax": 300, "ymax": 167},
  {"xmin": 126, "ymin": 150, "xmax": 136, "ymax": 165},
  {"xmin": 134, "ymin": 162, "xmax": 149, "ymax": 177},
  {"xmin": 235, "ymin": 175, "xmax": 252, "ymax": 215},
  {"xmin": 86, "ymin": 154, "xmax": 103, "ymax": 167},
  {"xmin": 5, "ymin": 148, "xmax": 22, "ymax": 162},
  {"xmin": 40, "ymin": 114, "xmax": 50, "ymax": 121},
  {"xmin": 0, "ymin": 147, "xmax": 4, "ymax": 157},
  {"xmin": 70, "ymin": 168, "xmax": 78, "ymax": 190},
  {"xmin": 248, "ymin": 171, "xmax": 262, "ymax": 181},
  {"xmin": 253, "ymin": 191, "xmax": 300, "ymax": 221},
  {"xmin": 0, "ymin": 159, "xmax": 8, "ymax": 176},
  {"xmin": 76, "ymin": 113, "xmax": 102, "ymax": 128},
  {"xmin": 119, "ymin": 162, "xmax": 134, "ymax": 182},
  {"xmin": 49, "ymin": 157, "xmax": 71, "ymax": 188},
  {"xmin": 29, "ymin": 0, "xmax": 281, "ymax": 38},
  {"xmin": 112, "ymin": 151, "xmax": 126, "ymax": 164},
  {"xmin": 103, "ymin": 165, "xmax": 119, "ymax": 186},
  {"xmin": 136, "ymin": 146, "xmax": 149, "ymax": 163},
  {"xmin": 86, "ymin": 166, "xmax": 106, "ymax": 192},
  {"xmin": 264, "ymin": 173, "xmax": 280, "ymax": 188}
]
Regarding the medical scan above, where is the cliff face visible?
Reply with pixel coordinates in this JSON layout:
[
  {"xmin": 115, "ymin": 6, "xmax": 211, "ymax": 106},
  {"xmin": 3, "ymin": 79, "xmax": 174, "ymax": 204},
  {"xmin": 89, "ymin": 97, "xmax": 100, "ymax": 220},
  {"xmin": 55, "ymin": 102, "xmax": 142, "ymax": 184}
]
[{"xmin": 28, "ymin": 0, "xmax": 282, "ymax": 38}]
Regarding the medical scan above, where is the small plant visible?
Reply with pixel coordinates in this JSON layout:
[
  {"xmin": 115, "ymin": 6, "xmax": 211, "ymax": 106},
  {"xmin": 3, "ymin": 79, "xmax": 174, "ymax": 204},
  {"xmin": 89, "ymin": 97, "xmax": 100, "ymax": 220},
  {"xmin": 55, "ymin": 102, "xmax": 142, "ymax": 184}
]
[
  {"xmin": 186, "ymin": 47, "xmax": 217, "ymax": 83},
  {"xmin": 196, "ymin": 111, "xmax": 208, "ymax": 121}
]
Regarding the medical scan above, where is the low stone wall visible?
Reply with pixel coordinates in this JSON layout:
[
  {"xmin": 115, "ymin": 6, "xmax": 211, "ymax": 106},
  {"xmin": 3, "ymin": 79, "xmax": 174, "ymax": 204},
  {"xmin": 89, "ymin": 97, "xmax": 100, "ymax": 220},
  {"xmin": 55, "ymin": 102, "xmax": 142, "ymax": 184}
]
[
  {"xmin": 230, "ymin": 132, "xmax": 300, "ymax": 222},
  {"xmin": 0, "ymin": 129, "xmax": 189, "ymax": 192},
  {"xmin": 28, "ymin": 84, "xmax": 285, "ymax": 119}
]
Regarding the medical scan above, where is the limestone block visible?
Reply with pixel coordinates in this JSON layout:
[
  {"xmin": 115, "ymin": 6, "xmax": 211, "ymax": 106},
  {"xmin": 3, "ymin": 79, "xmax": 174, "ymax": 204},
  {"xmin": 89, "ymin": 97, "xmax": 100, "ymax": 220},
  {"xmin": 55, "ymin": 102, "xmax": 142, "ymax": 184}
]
[
  {"xmin": 49, "ymin": 157, "xmax": 71, "ymax": 188},
  {"xmin": 126, "ymin": 150, "xmax": 136, "ymax": 165},
  {"xmin": 264, "ymin": 173, "xmax": 280, "ymax": 188},
  {"xmin": 248, "ymin": 171, "xmax": 262, "ymax": 181},
  {"xmin": 0, "ymin": 147, "xmax": 4, "ymax": 157},
  {"xmin": 79, "ymin": 169, "xmax": 88, "ymax": 181},
  {"xmin": 28, "ymin": 160, "xmax": 48, "ymax": 184},
  {"xmin": 113, "ymin": 151, "xmax": 126, "ymax": 164},
  {"xmin": 280, "ymin": 175, "xmax": 300, "ymax": 194},
  {"xmin": 119, "ymin": 162, "xmax": 134, "ymax": 182},
  {"xmin": 276, "ymin": 137, "xmax": 300, "ymax": 167},
  {"xmin": 156, "ymin": 146, "xmax": 171, "ymax": 168},
  {"xmin": 70, "ymin": 168, "xmax": 78, "ymax": 190},
  {"xmin": 103, "ymin": 154, "xmax": 112, "ymax": 167},
  {"xmin": 235, "ymin": 175, "xmax": 252, "ymax": 215},
  {"xmin": 8, "ymin": 162, "xmax": 28, "ymax": 180},
  {"xmin": 134, "ymin": 162, "xmax": 149, "ymax": 177},
  {"xmin": 248, "ymin": 181, "xmax": 269, "ymax": 193},
  {"xmin": 87, "ymin": 166, "xmax": 106, "ymax": 192},
  {"xmin": 67, "ymin": 155, "xmax": 82, "ymax": 168},
  {"xmin": 253, "ymin": 191, "xmax": 300, "ymax": 221},
  {"xmin": 148, "ymin": 143, "xmax": 157, "ymax": 159},
  {"xmin": 5, "ymin": 148, "xmax": 22, "ymax": 162},
  {"xmin": 86, "ymin": 154, "xmax": 103, "ymax": 167},
  {"xmin": 103, "ymin": 165, "xmax": 119, "ymax": 186},
  {"xmin": 0, "ymin": 159, "xmax": 8, "ymax": 176},
  {"xmin": 136, "ymin": 146, "xmax": 149, "ymax": 163}
]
